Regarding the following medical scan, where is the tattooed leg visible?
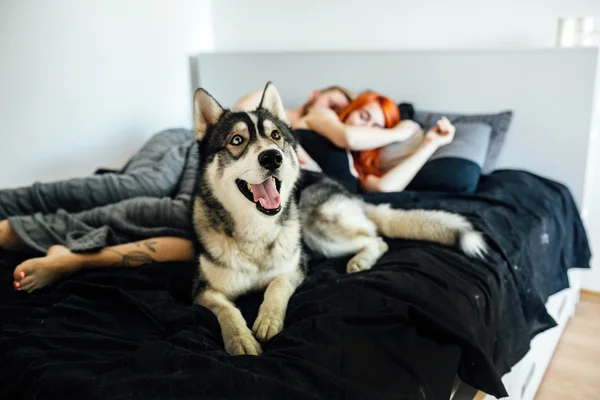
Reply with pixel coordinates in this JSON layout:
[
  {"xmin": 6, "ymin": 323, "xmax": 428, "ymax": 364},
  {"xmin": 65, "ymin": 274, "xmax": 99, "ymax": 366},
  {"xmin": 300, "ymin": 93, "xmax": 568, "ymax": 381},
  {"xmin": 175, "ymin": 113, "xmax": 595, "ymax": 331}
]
[
  {"xmin": 13, "ymin": 237, "xmax": 195, "ymax": 293},
  {"xmin": 105, "ymin": 239, "xmax": 170, "ymax": 267}
]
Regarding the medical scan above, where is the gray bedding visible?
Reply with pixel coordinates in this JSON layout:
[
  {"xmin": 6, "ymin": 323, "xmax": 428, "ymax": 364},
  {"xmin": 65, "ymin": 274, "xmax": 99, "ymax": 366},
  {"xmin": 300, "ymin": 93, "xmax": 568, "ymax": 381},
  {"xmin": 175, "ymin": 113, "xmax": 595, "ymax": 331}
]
[{"xmin": 0, "ymin": 129, "xmax": 197, "ymax": 254}]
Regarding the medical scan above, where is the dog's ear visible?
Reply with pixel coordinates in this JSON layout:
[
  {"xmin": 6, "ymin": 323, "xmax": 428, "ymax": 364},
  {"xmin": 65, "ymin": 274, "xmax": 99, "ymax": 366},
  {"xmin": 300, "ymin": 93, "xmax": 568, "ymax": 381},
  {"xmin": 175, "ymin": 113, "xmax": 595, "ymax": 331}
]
[
  {"xmin": 258, "ymin": 82, "xmax": 289, "ymax": 124},
  {"xmin": 193, "ymin": 88, "xmax": 225, "ymax": 141}
]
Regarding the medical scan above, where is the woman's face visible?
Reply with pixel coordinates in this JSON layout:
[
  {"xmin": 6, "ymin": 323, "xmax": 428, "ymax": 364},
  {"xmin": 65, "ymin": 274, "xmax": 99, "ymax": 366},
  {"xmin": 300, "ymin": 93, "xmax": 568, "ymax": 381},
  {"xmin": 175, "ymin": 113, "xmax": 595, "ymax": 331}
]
[{"xmin": 344, "ymin": 101, "xmax": 385, "ymax": 128}]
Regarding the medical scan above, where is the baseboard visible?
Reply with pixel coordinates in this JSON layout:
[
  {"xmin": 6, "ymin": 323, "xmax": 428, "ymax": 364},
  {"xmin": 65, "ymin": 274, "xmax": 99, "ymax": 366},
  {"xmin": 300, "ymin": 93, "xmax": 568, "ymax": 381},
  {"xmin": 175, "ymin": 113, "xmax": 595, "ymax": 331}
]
[{"xmin": 580, "ymin": 289, "xmax": 600, "ymax": 302}]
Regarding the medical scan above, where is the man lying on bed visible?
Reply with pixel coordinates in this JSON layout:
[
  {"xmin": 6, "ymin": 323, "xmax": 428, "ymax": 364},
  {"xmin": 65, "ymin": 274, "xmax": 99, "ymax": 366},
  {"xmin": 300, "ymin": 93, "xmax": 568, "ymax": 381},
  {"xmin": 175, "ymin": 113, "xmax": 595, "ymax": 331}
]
[{"xmin": 2, "ymin": 85, "xmax": 454, "ymax": 293}]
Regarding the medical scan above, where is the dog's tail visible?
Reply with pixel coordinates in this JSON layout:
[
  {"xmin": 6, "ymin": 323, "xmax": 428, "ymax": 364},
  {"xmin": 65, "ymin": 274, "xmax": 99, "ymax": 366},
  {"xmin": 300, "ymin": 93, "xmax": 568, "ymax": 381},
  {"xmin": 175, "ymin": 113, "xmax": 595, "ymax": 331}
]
[{"xmin": 364, "ymin": 204, "xmax": 487, "ymax": 258}]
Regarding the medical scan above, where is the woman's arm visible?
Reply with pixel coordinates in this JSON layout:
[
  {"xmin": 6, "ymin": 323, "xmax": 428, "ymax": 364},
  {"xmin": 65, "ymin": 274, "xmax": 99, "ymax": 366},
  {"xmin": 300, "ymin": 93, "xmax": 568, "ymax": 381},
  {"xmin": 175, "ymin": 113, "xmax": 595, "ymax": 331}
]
[
  {"xmin": 362, "ymin": 138, "xmax": 440, "ymax": 193},
  {"xmin": 301, "ymin": 108, "xmax": 421, "ymax": 151},
  {"xmin": 362, "ymin": 118, "xmax": 456, "ymax": 193}
]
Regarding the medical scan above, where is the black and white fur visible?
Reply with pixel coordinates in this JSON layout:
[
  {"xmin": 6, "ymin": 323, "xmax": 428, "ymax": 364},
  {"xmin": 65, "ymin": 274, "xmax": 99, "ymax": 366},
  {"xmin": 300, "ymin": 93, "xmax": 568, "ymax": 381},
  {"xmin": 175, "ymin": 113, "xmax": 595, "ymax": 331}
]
[{"xmin": 192, "ymin": 82, "xmax": 486, "ymax": 356}]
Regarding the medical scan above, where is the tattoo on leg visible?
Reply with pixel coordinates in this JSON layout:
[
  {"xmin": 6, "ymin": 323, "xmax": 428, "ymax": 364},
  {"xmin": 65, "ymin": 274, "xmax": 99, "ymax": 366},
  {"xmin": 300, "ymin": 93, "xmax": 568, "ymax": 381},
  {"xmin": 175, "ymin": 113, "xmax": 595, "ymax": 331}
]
[
  {"xmin": 143, "ymin": 240, "xmax": 157, "ymax": 253},
  {"xmin": 133, "ymin": 240, "xmax": 158, "ymax": 253},
  {"xmin": 107, "ymin": 249, "xmax": 155, "ymax": 267}
]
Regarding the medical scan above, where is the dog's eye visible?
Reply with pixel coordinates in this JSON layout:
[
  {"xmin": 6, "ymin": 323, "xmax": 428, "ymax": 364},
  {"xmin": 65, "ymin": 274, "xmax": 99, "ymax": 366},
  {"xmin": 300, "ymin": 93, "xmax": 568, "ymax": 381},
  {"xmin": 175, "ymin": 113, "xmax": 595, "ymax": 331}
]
[
  {"xmin": 230, "ymin": 135, "xmax": 244, "ymax": 146},
  {"xmin": 271, "ymin": 130, "xmax": 281, "ymax": 140}
]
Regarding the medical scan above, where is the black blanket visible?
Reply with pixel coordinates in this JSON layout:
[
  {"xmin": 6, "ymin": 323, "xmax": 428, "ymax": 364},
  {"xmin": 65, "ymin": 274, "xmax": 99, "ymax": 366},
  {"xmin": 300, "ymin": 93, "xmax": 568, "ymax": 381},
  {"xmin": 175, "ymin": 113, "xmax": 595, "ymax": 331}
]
[{"xmin": 0, "ymin": 170, "xmax": 590, "ymax": 400}]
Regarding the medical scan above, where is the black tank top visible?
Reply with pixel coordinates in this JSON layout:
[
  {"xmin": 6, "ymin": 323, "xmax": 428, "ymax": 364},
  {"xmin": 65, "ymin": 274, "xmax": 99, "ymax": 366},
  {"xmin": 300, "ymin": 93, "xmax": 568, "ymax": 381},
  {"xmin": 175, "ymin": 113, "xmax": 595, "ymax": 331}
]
[{"xmin": 294, "ymin": 129, "xmax": 359, "ymax": 194}]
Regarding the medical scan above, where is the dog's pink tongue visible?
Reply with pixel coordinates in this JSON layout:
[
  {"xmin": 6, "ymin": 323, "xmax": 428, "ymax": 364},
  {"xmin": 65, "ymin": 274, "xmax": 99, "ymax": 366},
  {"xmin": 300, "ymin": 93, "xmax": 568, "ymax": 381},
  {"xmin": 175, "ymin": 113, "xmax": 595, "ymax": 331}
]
[{"xmin": 251, "ymin": 179, "xmax": 280, "ymax": 210}]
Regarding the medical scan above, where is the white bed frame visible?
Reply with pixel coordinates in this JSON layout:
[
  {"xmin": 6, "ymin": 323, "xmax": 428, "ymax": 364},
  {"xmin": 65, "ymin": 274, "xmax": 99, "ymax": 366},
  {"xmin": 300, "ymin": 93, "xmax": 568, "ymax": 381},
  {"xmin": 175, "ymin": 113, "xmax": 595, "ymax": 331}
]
[{"xmin": 192, "ymin": 48, "xmax": 600, "ymax": 400}]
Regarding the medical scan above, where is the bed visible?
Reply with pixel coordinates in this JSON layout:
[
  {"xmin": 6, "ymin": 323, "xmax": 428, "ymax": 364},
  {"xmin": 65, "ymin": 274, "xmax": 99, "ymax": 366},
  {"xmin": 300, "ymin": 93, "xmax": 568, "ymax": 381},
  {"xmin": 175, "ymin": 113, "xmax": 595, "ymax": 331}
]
[
  {"xmin": 192, "ymin": 48, "xmax": 599, "ymax": 399},
  {"xmin": 0, "ymin": 48, "xmax": 597, "ymax": 400}
]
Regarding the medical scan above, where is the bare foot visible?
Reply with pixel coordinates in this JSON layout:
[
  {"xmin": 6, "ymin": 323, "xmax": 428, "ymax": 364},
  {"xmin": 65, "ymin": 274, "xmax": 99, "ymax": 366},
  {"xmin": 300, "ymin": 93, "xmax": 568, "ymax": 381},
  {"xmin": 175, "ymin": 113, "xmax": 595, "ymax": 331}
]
[{"xmin": 13, "ymin": 245, "xmax": 81, "ymax": 293}]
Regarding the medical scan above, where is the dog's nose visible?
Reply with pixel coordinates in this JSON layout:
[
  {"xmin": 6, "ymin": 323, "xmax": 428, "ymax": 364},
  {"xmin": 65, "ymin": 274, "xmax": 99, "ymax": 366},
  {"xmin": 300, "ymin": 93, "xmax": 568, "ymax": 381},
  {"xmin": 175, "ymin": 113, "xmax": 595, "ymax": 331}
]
[{"xmin": 259, "ymin": 149, "xmax": 283, "ymax": 171}]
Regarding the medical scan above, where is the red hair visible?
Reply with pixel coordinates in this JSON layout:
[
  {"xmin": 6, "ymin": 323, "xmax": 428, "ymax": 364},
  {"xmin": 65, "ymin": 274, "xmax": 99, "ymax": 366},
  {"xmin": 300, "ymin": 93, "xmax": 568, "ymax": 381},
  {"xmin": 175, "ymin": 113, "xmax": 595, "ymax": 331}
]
[{"xmin": 338, "ymin": 91, "xmax": 400, "ymax": 182}]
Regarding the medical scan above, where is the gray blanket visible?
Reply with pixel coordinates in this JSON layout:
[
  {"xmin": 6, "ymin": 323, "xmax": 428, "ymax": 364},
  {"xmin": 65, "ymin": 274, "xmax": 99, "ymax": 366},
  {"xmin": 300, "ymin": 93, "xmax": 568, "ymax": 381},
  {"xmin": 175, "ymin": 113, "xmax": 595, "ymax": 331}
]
[{"xmin": 0, "ymin": 129, "xmax": 197, "ymax": 255}]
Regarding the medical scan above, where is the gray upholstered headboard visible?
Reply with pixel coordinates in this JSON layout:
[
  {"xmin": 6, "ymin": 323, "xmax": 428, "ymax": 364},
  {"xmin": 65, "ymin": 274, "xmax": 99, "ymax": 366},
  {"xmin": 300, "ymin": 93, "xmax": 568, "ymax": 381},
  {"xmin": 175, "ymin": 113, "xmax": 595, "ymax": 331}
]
[{"xmin": 192, "ymin": 48, "xmax": 600, "ymax": 210}]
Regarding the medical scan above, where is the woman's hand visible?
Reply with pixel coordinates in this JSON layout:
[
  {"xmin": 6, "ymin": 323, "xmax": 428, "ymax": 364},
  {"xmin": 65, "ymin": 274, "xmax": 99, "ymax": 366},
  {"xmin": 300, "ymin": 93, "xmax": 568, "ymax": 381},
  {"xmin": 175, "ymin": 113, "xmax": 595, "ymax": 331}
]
[{"xmin": 425, "ymin": 117, "xmax": 455, "ymax": 147}]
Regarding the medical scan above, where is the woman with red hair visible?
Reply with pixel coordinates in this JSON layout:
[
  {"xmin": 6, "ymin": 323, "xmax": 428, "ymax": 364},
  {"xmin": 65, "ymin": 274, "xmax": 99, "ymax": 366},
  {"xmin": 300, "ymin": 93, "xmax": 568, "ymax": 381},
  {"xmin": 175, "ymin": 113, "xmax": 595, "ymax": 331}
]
[{"xmin": 294, "ymin": 91, "xmax": 455, "ymax": 193}]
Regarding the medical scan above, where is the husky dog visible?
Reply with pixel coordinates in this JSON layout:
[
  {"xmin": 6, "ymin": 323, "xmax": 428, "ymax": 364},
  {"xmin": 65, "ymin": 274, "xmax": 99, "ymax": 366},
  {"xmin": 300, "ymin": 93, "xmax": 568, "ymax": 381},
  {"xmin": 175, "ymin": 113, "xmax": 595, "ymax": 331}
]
[{"xmin": 191, "ymin": 82, "xmax": 486, "ymax": 356}]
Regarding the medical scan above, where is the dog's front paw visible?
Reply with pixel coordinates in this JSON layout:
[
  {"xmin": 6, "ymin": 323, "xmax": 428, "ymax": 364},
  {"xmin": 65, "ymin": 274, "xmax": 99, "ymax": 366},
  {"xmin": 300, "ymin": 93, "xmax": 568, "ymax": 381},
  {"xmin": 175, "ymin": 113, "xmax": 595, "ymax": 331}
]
[
  {"xmin": 224, "ymin": 329, "xmax": 262, "ymax": 356},
  {"xmin": 347, "ymin": 255, "xmax": 374, "ymax": 273},
  {"xmin": 252, "ymin": 307, "xmax": 285, "ymax": 342}
]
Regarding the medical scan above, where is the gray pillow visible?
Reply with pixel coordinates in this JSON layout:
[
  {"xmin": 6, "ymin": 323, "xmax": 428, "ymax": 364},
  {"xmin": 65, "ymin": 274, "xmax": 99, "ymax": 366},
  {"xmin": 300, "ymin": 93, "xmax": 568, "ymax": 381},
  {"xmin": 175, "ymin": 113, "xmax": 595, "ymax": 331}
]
[
  {"xmin": 413, "ymin": 110, "xmax": 512, "ymax": 173},
  {"xmin": 430, "ymin": 122, "xmax": 491, "ymax": 167}
]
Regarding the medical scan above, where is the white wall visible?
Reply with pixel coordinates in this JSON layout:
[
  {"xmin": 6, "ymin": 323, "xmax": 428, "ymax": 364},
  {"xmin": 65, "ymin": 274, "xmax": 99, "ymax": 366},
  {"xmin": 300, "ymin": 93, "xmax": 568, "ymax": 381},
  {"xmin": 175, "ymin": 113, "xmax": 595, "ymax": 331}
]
[
  {"xmin": 581, "ymin": 62, "xmax": 600, "ymax": 292},
  {"xmin": 210, "ymin": 0, "xmax": 600, "ymax": 290},
  {"xmin": 211, "ymin": 0, "xmax": 600, "ymax": 50},
  {"xmin": 0, "ymin": 0, "xmax": 213, "ymax": 188}
]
